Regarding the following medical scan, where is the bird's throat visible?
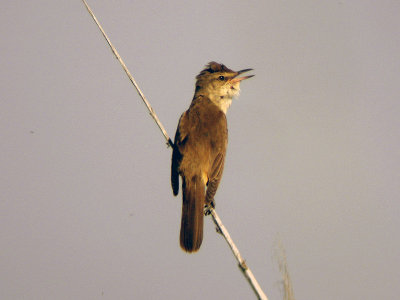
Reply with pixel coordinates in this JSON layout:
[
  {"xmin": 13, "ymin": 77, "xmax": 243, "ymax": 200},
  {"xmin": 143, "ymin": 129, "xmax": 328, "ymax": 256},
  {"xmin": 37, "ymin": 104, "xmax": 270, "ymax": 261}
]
[{"xmin": 216, "ymin": 96, "xmax": 232, "ymax": 114}]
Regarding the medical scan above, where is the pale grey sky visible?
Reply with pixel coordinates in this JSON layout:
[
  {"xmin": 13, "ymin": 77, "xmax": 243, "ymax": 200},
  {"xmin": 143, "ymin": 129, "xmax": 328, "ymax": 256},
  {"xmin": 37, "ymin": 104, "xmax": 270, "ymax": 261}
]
[{"xmin": 1, "ymin": 1, "xmax": 399, "ymax": 299}]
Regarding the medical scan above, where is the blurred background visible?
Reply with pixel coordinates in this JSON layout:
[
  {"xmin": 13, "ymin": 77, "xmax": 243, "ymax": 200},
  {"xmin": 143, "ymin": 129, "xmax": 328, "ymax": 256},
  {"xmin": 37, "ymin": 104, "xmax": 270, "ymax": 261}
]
[{"xmin": 1, "ymin": 1, "xmax": 399, "ymax": 299}]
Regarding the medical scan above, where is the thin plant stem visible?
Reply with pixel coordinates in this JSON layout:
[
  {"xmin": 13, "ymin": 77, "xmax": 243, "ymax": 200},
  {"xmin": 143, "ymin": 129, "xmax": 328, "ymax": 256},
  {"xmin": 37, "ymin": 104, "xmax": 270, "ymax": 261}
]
[{"xmin": 82, "ymin": 0, "xmax": 173, "ymax": 148}]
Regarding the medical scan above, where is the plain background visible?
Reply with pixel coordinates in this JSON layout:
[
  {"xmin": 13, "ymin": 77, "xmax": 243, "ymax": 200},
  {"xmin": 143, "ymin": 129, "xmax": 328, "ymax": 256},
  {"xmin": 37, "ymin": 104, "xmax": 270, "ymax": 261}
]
[{"xmin": 1, "ymin": 1, "xmax": 399, "ymax": 299}]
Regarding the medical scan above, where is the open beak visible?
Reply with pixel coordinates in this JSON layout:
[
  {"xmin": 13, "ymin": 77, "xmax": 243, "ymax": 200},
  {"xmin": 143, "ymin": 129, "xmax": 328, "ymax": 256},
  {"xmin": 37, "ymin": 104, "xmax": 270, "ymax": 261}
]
[{"xmin": 231, "ymin": 68, "xmax": 254, "ymax": 83}]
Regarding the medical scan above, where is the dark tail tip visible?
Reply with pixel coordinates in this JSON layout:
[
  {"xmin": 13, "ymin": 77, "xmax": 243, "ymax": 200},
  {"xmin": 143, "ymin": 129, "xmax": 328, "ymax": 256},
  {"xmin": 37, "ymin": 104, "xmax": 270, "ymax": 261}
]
[
  {"xmin": 180, "ymin": 175, "xmax": 205, "ymax": 253},
  {"xmin": 180, "ymin": 237, "xmax": 202, "ymax": 253}
]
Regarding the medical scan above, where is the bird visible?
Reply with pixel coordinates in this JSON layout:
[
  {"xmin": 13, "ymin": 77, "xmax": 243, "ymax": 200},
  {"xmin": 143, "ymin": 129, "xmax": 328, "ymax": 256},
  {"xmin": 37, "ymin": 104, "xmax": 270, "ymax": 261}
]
[{"xmin": 171, "ymin": 62, "xmax": 254, "ymax": 253}]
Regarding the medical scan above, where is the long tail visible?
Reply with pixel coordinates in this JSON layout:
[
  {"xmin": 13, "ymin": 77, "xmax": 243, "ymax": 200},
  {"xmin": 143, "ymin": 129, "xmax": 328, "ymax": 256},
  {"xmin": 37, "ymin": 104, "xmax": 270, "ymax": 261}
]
[{"xmin": 180, "ymin": 175, "xmax": 205, "ymax": 252}]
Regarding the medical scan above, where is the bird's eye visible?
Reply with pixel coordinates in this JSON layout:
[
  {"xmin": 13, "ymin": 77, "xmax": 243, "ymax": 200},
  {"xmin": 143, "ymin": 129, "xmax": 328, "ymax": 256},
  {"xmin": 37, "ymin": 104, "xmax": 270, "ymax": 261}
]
[{"xmin": 218, "ymin": 75, "xmax": 225, "ymax": 81}]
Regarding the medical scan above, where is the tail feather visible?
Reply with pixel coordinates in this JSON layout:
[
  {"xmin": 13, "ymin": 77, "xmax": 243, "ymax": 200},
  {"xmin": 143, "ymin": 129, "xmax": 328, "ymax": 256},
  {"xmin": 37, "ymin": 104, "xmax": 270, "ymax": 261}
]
[{"xmin": 180, "ymin": 175, "xmax": 205, "ymax": 252}]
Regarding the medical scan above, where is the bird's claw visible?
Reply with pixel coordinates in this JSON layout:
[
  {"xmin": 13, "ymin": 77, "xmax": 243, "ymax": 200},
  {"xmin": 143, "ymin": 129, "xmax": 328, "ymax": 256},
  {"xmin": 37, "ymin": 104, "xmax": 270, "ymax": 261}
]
[{"xmin": 204, "ymin": 200, "xmax": 215, "ymax": 215}]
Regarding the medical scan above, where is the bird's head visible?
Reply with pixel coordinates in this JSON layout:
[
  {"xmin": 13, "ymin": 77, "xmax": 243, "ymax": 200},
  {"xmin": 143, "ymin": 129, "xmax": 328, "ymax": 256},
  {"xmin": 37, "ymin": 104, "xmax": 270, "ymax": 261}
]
[{"xmin": 194, "ymin": 62, "xmax": 254, "ymax": 113}]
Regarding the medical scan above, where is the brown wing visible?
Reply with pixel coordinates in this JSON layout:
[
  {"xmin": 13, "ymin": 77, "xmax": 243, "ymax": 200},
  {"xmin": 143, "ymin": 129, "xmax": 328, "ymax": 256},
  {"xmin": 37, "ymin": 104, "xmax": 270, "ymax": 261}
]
[
  {"xmin": 171, "ymin": 142, "xmax": 181, "ymax": 196},
  {"xmin": 205, "ymin": 152, "xmax": 225, "ymax": 205},
  {"xmin": 171, "ymin": 112, "xmax": 189, "ymax": 196}
]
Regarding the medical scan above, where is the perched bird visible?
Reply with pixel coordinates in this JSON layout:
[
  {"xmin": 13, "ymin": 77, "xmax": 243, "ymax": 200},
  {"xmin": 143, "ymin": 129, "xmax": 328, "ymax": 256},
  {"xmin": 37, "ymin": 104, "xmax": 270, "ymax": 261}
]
[{"xmin": 171, "ymin": 62, "xmax": 254, "ymax": 252}]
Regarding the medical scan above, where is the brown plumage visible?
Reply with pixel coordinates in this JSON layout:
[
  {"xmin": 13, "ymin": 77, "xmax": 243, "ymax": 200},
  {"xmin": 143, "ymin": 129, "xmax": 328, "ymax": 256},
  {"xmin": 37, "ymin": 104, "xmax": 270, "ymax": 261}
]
[{"xmin": 171, "ymin": 62, "xmax": 253, "ymax": 252}]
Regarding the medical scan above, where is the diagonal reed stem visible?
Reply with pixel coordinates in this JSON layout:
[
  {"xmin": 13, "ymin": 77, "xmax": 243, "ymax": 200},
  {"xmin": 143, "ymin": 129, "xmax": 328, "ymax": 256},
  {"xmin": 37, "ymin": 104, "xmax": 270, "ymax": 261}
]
[
  {"xmin": 81, "ymin": 1, "xmax": 268, "ymax": 299},
  {"xmin": 82, "ymin": 0, "xmax": 173, "ymax": 148}
]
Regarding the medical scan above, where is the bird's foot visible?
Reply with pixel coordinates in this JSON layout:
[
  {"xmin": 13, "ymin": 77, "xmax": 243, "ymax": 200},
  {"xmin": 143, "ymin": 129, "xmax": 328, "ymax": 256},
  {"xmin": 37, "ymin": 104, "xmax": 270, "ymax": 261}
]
[{"xmin": 204, "ymin": 200, "xmax": 215, "ymax": 215}]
